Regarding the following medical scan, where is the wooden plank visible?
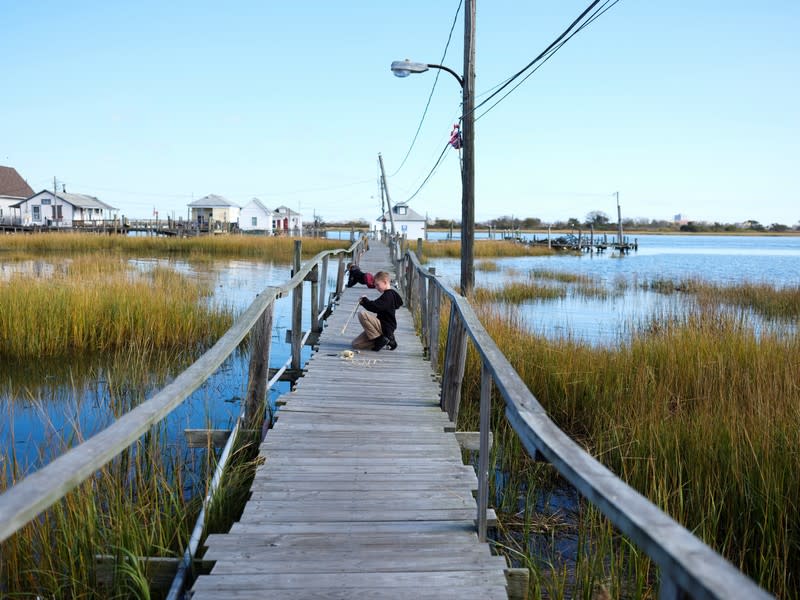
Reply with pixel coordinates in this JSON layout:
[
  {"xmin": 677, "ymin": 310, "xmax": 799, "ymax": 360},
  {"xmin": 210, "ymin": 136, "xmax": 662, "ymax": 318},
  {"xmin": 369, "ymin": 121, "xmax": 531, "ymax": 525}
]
[{"xmin": 191, "ymin": 585, "xmax": 509, "ymax": 600}]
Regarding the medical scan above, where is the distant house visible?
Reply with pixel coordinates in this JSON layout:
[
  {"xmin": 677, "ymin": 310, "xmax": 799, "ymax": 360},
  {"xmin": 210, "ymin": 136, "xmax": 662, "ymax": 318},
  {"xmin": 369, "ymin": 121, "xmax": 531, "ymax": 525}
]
[
  {"xmin": 0, "ymin": 166, "xmax": 34, "ymax": 224},
  {"xmin": 375, "ymin": 204, "xmax": 427, "ymax": 240},
  {"xmin": 239, "ymin": 198, "xmax": 273, "ymax": 233},
  {"xmin": 188, "ymin": 194, "xmax": 241, "ymax": 229},
  {"xmin": 272, "ymin": 205, "xmax": 302, "ymax": 234},
  {"xmin": 10, "ymin": 190, "xmax": 117, "ymax": 227}
]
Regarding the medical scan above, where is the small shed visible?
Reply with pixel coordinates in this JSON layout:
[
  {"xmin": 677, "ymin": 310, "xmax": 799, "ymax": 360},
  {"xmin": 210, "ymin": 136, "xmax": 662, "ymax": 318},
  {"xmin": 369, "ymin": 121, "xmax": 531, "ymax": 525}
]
[
  {"xmin": 376, "ymin": 204, "xmax": 427, "ymax": 240},
  {"xmin": 239, "ymin": 198, "xmax": 273, "ymax": 233},
  {"xmin": 188, "ymin": 195, "xmax": 241, "ymax": 229},
  {"xmin": 272, "ymin": 205, "xmax": 303, "ymax": 235}
]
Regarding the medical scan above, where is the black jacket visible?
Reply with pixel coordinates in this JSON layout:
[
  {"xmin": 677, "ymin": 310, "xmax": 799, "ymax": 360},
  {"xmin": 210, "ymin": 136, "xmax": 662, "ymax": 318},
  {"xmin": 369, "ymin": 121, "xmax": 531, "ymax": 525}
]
[
  {"xmin": 360, "ymin": 288, "xmax": 403, "ymax": 337},
  {"xmin": 347, "ymin": 266, "xmax": 375, "ymax": 288}
]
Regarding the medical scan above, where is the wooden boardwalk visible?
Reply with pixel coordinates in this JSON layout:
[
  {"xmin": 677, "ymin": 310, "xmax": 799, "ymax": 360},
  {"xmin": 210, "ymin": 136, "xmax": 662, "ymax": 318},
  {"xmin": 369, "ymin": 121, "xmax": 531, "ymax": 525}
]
[{"xmin": 190, "ymin": 245, "xmax": 509, "ymax": 599}]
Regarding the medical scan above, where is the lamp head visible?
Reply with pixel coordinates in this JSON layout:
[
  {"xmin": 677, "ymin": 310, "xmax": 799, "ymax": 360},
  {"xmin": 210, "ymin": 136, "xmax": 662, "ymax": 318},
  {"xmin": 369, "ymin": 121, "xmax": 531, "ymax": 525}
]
[{"xmin": 391, "ymin": 59, "xmax": 429, "ymax": 78}]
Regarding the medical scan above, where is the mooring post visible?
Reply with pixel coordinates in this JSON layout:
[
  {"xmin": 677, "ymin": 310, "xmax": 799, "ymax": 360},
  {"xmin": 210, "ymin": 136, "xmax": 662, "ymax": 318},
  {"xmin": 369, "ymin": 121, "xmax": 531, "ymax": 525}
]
[
  {"xmin": 310, "ymin": 263, "xmax": 321, "ymax": 334},
  {"xmin": 291, "ymin": 240, "xmax": 303, "ymax": 373},
  {"xmin": 320, "ymin": 255, "xmax": 329, "ymax": 313}
]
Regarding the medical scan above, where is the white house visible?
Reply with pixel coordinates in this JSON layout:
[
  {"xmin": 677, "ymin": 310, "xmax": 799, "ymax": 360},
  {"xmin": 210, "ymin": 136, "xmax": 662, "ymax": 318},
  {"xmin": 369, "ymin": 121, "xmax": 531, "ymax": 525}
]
[
  {"xmin": 239, "ymin": 198, "xmax": 273, "ymax": 233},
  {"xmin": 272, "ymin": 205, "xmax": 303, "ymax": 235},
  {"xmin": 376, "ymin": 204, "xmax": 427, "ymax": 240},
  {"xmin": 10, "ymin": 190, "xmax": 117, "ymax": 227},
  {"xmin": 188, "ymin": 194, "xmax": 241, "ymax": 229},
  {"xmin": 0, "ymin": 166, "xmax": 34, "ymax": 224}
]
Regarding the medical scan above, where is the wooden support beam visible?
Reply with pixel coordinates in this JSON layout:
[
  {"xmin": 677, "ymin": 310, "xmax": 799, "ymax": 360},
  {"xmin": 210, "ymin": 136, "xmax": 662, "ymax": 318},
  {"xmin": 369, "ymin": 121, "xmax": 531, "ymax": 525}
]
[
  {"xmin": 505, "ymin": 568, "xmax": 530, "ymax": 600},
  {"xmin": 455, "ymin": 431, "xmax": 494, "ymax": 452}
]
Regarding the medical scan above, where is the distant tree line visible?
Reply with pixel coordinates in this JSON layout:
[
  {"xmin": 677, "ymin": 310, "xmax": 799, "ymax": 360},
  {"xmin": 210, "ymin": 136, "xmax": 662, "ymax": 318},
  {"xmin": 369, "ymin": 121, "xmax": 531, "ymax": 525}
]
[{"xmin": 321, "ymin": 213, "xmax": 799, "ymax": 233}]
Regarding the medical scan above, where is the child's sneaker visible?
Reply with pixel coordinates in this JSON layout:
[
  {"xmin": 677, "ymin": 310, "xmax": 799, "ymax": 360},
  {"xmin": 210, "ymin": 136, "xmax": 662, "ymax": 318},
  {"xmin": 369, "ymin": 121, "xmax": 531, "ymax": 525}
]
[
  {"xmin": 372, "ymin": 336, "xmax": 389, "ymax": 351},
  {"xmin": 388, "ymin": 336, "xmax": 398, "ymax": 350}
]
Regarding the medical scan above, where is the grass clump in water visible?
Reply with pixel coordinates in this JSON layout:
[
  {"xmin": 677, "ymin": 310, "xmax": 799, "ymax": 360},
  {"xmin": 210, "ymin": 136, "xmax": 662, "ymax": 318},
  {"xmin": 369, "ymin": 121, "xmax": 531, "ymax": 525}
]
[{"xmin": 421, "ymin": 240, "xmax": 556, "ymax": 259}]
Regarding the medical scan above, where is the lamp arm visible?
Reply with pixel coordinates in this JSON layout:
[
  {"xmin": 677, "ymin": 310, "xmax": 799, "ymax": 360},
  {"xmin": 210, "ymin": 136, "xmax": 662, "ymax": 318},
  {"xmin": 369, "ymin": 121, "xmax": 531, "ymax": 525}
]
[{"xmin": 426, "ymin": 63, "xmax": 464, "ymax": 88}]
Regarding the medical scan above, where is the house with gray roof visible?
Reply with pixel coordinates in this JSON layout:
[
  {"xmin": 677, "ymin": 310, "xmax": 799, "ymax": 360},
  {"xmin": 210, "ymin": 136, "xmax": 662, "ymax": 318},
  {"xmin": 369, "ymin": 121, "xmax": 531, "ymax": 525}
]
[
  {"xmin": 10, "ymin": 190, "xmax": 117, "ymax": 227},
  {"xmin": 239, "ymin": 198, "xmax": 273, "ymax": 233},
  {"xmin": 376, "ymin": 204, "xmax": 427, "ymax": 240},
  {"xmin": 188, "ymin": 194, "xmax": 240, "ymax": 229},
  {"xmin": 0, "ymin": 166, "xmax": 34, "ymax": 224}
]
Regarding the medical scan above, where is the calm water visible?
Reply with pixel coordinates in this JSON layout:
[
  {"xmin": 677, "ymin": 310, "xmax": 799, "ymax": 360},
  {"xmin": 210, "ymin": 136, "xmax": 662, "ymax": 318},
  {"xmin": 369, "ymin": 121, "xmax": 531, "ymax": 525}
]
[
  {"xmin": 2, "ymin": 235, "xmax": 799, "ymax": 475},
  {"xmin": 427, "ymin": 234, "xmax": 800, "ymax": 344}
]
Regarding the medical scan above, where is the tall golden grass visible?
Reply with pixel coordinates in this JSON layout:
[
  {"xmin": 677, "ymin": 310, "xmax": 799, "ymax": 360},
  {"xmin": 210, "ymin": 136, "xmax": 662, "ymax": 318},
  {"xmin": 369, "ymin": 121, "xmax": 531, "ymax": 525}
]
[
  {"xmin": 421, "ymin": 240, "xmax": 556, "ymax": 258},
  {"xmin": 0, "ymin": 257, "xmax": 232, "ymax": 361},
  {"xmin": 0, "ymin": 232, "xmax": 349, "ymax": 260},
  {"xmin": 454, "ymin": 301, "xmax": 799, "ymax": 597}
]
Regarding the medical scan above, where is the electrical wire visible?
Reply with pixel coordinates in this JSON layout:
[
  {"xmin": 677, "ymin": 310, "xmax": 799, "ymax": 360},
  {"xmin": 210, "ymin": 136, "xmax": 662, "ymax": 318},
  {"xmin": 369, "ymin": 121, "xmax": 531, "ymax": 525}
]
[
  {"xmin": 388, "ymin": 0, "xmax": 463, "ymax": 178},
  {"xmin": 475, "ymin": 0, "xmax": 620, "ymax": 122},
  {"xmin": 401, "ymin": 141, "xmax": 452, "ymax": 205},
  {"xmin": 469, "ymin": 0, "xmax": 607, "ymax": 118}
]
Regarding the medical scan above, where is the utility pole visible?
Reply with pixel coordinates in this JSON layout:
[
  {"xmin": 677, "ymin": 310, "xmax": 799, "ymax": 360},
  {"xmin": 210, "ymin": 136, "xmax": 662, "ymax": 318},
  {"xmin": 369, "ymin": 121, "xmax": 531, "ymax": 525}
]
[
  {"xmin": 461, "ymin": 0, "xmax": 476, "ymax": 294},
  {"xmin": 377, "ymin": 153, "xmax": 396, "ymax": 236}
]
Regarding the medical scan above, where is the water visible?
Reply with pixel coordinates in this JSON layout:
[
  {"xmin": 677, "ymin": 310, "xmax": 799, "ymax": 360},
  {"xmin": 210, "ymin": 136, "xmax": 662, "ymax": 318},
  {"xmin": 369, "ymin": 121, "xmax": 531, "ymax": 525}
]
[
  {"xmin": 426, "ymin": 234, "xmax": 800, "ymax": 344},
  {"xmin": 2, "ymin": 235, "xmax": 798, "ymax": 475},
  {"xmin": 1, "ymin": 257, "xmax": 339, "ymax": 476}
]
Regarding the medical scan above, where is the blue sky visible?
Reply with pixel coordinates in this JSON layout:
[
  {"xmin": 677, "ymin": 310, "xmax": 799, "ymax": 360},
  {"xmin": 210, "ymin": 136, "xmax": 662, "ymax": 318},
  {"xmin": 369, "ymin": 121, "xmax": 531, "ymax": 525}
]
[{"xmin": 2, "ymin": 1, "xmax": 798, "ymax": 226}]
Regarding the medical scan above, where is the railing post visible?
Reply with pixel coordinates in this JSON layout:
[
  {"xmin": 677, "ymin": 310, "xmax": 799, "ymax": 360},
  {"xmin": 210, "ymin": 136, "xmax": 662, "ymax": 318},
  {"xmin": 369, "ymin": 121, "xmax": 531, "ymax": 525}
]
[
  {"xmin": 477, "ymin": 361, "xmax": 492, "ymax": 541},
  {"xmin": 244, "ymin": 302, "xmax": 275, "ymax": 433},
  {"xmin": 310, "ymin": 263, "xmax": 321, "ymax": 334},
  {"xmin": 416, "ymin": 237, "xmax": 423, "ymax": 262},
  {"xmin": 320, "ymin": 255, "xmax": 329, "ymax": 313},
  {"xmin": 440, "ymin": 304, "xmax": 467, "ymax": 423},
  {"xmin": 335, "ymin": 254, "xmax": 346, "ymax": 297},
  {"xmin": 658, "ymin": 576, "xmax": 688, "ymax": 600},
  {"xmin": 418, "ymin": 264, "xmax": 428, "ymax": 353},
  {"xmin": 291, "ymin": 240, "xmax": 303, "ymax": 374},
  {"xmin": 428, "ymin": 269, "xmax": 441, "ymax": 372}
]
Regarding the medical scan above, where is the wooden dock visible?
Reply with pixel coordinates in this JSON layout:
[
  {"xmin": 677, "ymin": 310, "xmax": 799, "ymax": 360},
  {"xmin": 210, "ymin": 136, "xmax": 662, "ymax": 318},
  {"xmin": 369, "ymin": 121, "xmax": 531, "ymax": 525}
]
[{"xmin": 190, "ymin": 246, "xmax": 510, "ymax": 599}]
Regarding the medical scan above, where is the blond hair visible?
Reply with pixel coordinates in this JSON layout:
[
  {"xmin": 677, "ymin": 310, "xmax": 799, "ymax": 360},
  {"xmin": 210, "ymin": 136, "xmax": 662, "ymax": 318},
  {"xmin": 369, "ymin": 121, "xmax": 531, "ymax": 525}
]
[{"xmin": 374, "ymin": 271, "xmax": 390, "ymax": 284}]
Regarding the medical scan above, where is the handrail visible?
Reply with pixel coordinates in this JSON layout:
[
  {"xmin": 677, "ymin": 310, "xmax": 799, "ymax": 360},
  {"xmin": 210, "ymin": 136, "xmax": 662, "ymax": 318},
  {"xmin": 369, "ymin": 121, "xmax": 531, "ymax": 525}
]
[
  {"xmin": 0, "ymin": 238, "xmax": 365, "ymax": 544},
  {"xmin": 399, "ymin": 248, "xmax": 772, "ymax": 600}
]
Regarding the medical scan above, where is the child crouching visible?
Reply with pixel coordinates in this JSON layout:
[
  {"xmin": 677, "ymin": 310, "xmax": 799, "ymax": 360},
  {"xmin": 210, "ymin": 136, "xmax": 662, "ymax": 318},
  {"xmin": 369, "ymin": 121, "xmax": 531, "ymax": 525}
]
[{"xmin": 351, "ymin": 271, "xmax": 403, "ymax": 351}]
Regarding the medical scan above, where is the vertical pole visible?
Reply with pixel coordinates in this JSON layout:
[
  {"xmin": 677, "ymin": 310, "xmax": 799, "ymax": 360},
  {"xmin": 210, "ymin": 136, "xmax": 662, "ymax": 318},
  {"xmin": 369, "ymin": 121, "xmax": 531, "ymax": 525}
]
[
  {"xmin": 428, "ymin": 268, "xmax": 441, "ymax": 371},
  {"xmin": 310, "ymin": 263, "xmax": 321, "ymax": 334},
  {"xmin": 245, "ymin": 302, "xmax": 275, "ymax": 433},
  {"xmin": 461, "ymin": 0, "xmax": 476, "ymax": 295},
  {"xmin": 377, "ymin": 153, "xmax": 396, "ymax": 236},
  {"xmin": 320, "ymin": 255, "xmax": 329, "ymax": 314},
  {"xmin": 291, "ymin": 240, "xmax": 303, "ymax": 374},
  {"xmin": 616, "ymin": 191, "xmax": 623, "ymax": 246},
  {"xmin": 336, "ymin": 254, "xmax": 346, "ymax": 297},
  {"xmin": 440, "ymin": 304, "xmax": 467, "ymax": 423},
  {"xmin": 477, "ymin": 361, "xmax": 492, "ymax": 541},
  {"xmin": 416, "ymin": 237, "xmax": 423, "ymax": 262}
]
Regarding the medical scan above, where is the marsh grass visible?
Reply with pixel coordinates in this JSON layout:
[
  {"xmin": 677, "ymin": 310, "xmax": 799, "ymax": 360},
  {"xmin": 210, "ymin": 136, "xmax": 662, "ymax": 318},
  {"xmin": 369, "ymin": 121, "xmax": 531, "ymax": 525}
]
[
  {"xmin": 645, "ymin": 277, "xmax": 800, "ymax": 319},
  {"xmin": 450, "ymin": 301, "xmax": 799, "ymax": 597},
  {"xmin": 0, "ymin": 416, "xmax": 263, "ymax": 598},
  {"xmin": 0, "ymin": 232, "xmax": 348, "ymax": 260},
  {"xmin": 421, "ymin": 240, "xmax": 556, "ymax": 259},
  {"xmin": 0, "ymin": 257, "xmax": 232, "ymax": 361},
  {"xmin": 472, "ymin": 282, "xmax": 565, "ymax": 304},
  {"xmin": 476, "ymin": 260, "xmax": 500, "ymax": 272}
]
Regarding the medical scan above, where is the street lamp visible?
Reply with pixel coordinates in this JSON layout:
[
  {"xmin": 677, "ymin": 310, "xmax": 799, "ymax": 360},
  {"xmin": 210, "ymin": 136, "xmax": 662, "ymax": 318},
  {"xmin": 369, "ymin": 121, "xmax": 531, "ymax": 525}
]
[{"xmin": 390, "ymin": 2, "xmax": 475, "ymax": 294}]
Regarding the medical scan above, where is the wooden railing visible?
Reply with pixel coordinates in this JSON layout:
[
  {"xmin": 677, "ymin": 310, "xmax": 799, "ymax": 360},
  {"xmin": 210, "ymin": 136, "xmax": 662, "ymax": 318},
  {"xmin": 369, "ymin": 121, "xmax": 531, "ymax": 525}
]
[
  {"xmin": 395, "ymin": 244, "xmax": 772, "ymax": 600},
  {"xmin": 0, "ymin": 237, "xmax": 366, "ymax": 586}
]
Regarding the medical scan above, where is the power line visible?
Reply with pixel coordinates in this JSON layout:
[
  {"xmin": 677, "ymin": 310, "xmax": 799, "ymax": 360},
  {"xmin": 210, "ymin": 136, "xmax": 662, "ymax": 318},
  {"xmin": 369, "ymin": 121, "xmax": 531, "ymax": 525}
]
[
  {"xmin": 469, "ymin": 0, "xmax": 610, "ymax": 119},
  {"xmin": 388, "ymin": 0, "xmax": 463, "ymax": 178},
  {"xmin": 475, "ymin": 0, "xmax": 620, "ymax": 122},
  {"xmin": 401, "ymin": 141, "xmax": 452, "ymax": 205}
]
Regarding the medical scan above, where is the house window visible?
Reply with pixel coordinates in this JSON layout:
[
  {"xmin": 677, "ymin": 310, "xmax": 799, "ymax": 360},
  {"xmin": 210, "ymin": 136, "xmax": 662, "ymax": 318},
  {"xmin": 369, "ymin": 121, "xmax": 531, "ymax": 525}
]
[
  {"xmin": 397, "ymin": 206, "xmax": 407, "ymax": 215},
  {"xmin": 42, "ymin": 198, "xmax": 51, "ymax": 205},
  {"xmin": 33, "ymin": 206, "xmax": 41, "ymax": 221},
  {"xmin": 252, "ymin": 217, "xmax": 258, "ymax": 227}
]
